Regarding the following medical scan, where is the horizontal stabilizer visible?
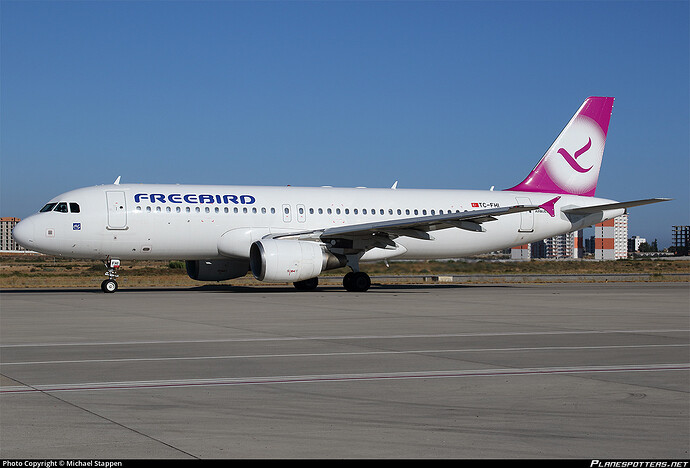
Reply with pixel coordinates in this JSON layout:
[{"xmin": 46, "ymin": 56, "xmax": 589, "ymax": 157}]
[{"xmin": 562, "ymin": 198, "xmax": 671, "ymax": 215}]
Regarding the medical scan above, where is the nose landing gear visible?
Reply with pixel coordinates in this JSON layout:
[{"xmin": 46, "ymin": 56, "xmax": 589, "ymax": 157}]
[{"xmin": 101, "ymin": 258, "xmax": 120, "ymax": 293}]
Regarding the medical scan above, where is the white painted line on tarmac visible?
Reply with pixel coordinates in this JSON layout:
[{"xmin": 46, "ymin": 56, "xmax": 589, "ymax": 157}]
[
  {"xmin": 1, "ymin": 328, "xmax": 688, "ymax": 348},
  {"xmin": 2, "ymin": 363, "xmax": 688, "ymax": 394}
]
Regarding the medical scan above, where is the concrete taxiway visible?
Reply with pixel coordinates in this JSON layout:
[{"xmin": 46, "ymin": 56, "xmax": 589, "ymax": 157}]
[{"xmin": 1, "ymin": 282, "xmax": 688, "ymax": 459}]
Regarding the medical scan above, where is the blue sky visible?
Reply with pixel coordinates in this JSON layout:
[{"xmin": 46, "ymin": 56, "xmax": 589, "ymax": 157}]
[{"xmin": 2, "ymin": 0, "xmax": 688, "ymax": 248}]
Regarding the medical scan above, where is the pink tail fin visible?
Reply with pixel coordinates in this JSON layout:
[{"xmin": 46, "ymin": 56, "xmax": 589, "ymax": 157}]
[{"xmin": 506, "ymin": 96, "xmax": 614, "ymax": 197}]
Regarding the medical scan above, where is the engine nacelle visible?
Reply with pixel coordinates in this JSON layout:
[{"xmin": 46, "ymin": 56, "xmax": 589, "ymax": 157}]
[
  {"xmin": 249, "ymin": 239, "xmax": 345, "ymax": 282},
  {"xmin": 185, "ymin": 259, "xmax": 249, "ymax": 282}
]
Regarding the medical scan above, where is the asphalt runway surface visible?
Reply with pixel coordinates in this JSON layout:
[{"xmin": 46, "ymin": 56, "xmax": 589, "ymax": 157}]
[{"xmin": 1, "ymin": 282, "xmax": 688, "ymax": 459}]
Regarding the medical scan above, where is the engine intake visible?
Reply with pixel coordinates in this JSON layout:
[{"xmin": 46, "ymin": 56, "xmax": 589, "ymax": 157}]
[{"xmin": 250, "ymin": 239, "xmax": 345, "ymax": 282}]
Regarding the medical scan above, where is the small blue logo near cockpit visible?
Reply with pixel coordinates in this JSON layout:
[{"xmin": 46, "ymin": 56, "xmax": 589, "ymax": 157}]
[{"xmin": 73, "ymin": 223, "xmax": 81, "ymax": 231}]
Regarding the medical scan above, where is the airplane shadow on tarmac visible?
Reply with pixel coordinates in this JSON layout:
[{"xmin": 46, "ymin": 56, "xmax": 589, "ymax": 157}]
[{"xmin": 0, "ymin": 282, "xmax": 514, "ymax": 294}]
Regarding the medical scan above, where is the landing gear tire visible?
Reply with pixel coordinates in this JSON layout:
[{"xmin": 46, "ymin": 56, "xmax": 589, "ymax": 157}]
[
  {"xmin": 101, "ymin": 279, "xmax": 118, "ymax": 293},
  {"xmin": 343, "ymin": 271, "xmax": 371, "ymax": 292},
  {"xmin": 101, "ymin": 258, "xmax": 121, "ymax": 293},
  {"xmin": 294, "ymin": 277, "xmax": 319, "ymax": 291}
]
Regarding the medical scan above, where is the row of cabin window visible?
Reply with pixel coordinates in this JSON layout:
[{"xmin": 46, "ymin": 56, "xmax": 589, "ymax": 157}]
[
  {"xmin": 136, "ymin": 205, "xmax": 276, "ymax": 214},
  {"xmin": 135, "ymin": 205, "xmax": 462, "ymax": 216}
]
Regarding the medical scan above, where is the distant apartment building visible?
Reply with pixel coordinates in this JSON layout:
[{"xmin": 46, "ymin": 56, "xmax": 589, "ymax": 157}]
[
  {"xmin": 544, "ymin": 230, "xmax": 584, "ymax": 259},
  {"xmin": 672, "ymin": 225, "xmax": 689, "ymax": 255},
  {"xmin": 628, "ymin": 235, "xmax": 647, "ymax": 252},
  {"xmin": 595, "ymin": 214, "xmax": 628, "ymax": 260},
  {"xmin": 511, "ymin": 214, "xmax": 629, "ymax": 261},
  {"xmin": 511, "ymin": 243, "xmax": 531, "ymax": 260},
  {"xmin": 0, "ymin": 217, "xmax": 25, "ymax": 251},
  {"xmin": 511, "ymin": 230, "xmax": 583, "ymax": 260}
]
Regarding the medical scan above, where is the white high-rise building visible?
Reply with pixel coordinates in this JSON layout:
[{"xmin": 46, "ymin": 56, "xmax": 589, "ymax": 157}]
[
  {"xmin": 595, "ymin": 214, "xmax": 628, "ymax": 260},
  {"xmin": 1, "ymin": 217, "xmax": 25, "ymax": 251},
  {"xmin": 511, "ymin": 229, "xmax": 584, "ymax": 260},
  {"xmin": 628, "ymin": 235, "xmax": 647, "ymax": 252}
]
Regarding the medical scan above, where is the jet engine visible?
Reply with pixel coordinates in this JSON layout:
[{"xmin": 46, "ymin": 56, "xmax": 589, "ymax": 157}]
[
  {"xmin": 185, "ymin": 259, "xmax": 249, "ymax": 281},
  {"xmin": 249, "ymin": 239, "xmax": 346, "ymax": 282}
]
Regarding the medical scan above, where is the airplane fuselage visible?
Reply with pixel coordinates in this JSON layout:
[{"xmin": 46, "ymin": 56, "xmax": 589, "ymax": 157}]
[{"xmin": 15, "ymin": 183, "xmax": 622, "ymax": 261}]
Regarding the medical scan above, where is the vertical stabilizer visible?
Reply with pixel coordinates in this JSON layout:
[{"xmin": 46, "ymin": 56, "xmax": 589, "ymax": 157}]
[{"xmin": 506, "ymin": 96, "xmax": 614, "ymax": 196}]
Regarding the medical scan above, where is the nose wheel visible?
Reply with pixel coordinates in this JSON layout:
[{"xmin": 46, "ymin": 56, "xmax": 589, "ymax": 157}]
[
  {"xmin": 101, "ymin": 278, "xmax": 118, "ymax": 293},
  {"xmin": 101, "ymin": 258, "xmax": 121, "ymax": 293}
]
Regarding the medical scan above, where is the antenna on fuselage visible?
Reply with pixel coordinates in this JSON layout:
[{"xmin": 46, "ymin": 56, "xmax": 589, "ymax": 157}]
[
  {"xmin": 114, "ymin": 176, "xmax": 121, "ymax": 185},
  {"xmin": 391, "ymin": 181, "xmax": 398, "ymax": 189}
]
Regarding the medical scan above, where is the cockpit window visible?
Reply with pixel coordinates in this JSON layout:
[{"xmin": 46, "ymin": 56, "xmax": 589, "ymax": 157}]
[
  {"xmin": 40, "ymin": 203, "xmax": 57, "ymax": 212},
  {"xmin": 55, "ymin": 202, "xmax": 69, "ymax": 213},
  {"xmin": 69, "ymin": 202, "xmax": 80, "ymax": 213}
]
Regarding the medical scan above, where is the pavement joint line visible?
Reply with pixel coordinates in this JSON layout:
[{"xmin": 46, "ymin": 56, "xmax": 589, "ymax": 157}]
[
  {"xmin": 2, "ymin": 328, "xmax": 688, "ymax": 348},
  {"xmin": 2, "ymin": 343, "xmax": 688, "ymax": 366}
]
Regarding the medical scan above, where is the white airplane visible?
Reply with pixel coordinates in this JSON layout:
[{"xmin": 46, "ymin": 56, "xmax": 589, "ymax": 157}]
[{"xmin": 12, "ymin": 96, "xmax": 668, "ymax": 292}]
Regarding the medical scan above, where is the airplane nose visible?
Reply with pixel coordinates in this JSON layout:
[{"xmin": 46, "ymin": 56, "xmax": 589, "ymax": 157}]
[{"xmin": 12, "ymin": 217, "xmax": 35, "ymax": 249}]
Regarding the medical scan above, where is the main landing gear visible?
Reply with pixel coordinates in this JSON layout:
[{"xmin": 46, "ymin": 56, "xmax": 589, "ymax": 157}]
[
  {"xmin": 292, "ymin": 272, "xmax": 371, "ymax": 292},
  {"xmin": 341, "ymin": 253, "xmax": 371, "ymax": 292},
  {"xmin": 293, "ymin": 252, "xmax": 371, "ymax": 292},
  {"xmin": 343, "ymin": 271, "xmax": 371, "ymax": 292},
  {"xmin": 101, "ymin": 258, "xmax": 121, "ymax": 293}
]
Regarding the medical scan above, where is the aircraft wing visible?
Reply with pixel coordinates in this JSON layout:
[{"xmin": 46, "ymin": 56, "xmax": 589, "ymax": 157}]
[
  {"xmin": 321, "ymin": 204, "xmax": 535, "ymax": 238},
  {"xmin": 269, "ymin": 203, "xmax": 540, "ymax": 244}
]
